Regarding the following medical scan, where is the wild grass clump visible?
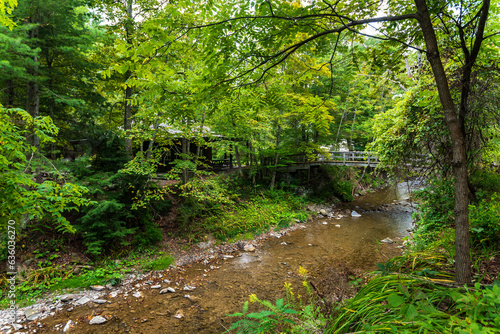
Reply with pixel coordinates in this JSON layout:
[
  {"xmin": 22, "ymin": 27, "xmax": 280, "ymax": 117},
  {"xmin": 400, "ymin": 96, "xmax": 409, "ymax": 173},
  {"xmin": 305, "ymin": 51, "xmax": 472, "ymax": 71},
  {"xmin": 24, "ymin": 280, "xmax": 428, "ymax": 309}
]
[
  {"xmin": 142, "ymin": 254, "xmax": 175, "ymax": 271},
  {"xmin": 202, "ymin": 191, "xmax": 308, "ymax": 241},
  {"xmin": 227, "ymin": 267, "xmax": 326, "ymax": 333},
  {"xmin": 177, "ymin": 174, "xmax": 310, "ymax": 241},
  {"xmin": 327, "ymin": 274, "xmax": 500, "ymax": 333}
]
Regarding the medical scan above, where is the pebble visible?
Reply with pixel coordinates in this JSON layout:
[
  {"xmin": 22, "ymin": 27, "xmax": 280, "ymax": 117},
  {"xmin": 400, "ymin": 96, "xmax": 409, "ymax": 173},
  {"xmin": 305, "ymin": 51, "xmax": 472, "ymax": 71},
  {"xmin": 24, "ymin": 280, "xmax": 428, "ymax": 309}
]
[
  {"xmin": 151, "ymin": 285, "xmax": 161, "ymax": 289},
  {"xmin": 132, "ymin": 291, "xmax": 143, "ymax": 298},
  {"xmin": 381, "ymin": 238, "xmax": 394, "ymax": 244},
  {"xmin": 89, "ymin": 316, "xmax": 107, "ymax": 325},
  {"xmin": 90, "ymin": 285, "xmax": 105, "ymax": 291},
  {"xmin": 183, "ymin": 285, "xmax": 195, "ymax": 291},
  {"xmin": 222, "ymin": 255, "xmax": 234, "ymax": 259},
  {"xmin": 335, "ymin": 225, "xmax": 341, "ymax": 228},
  {"xmin": 322, "ymin": 222, "xmax": 327, "ymax": 225},
  {"xmin": 63, "ymin": 320, "xmax": 73, "ymax": 333},
  {"xmin": 59, "ymin": 294, "xmax": 77, "ymax": 302},
  {"xmin": 160, "ymin": 287, "xmax": 176, "ymax": 294},
  {"xmin": 75, "ymin": 297, "xmax": 91, "ymax": 306},
  {"xmin": 351, "ymin": 211, "xmax": 362, "ymax": 217},
  {"xmin": 174, "ymin": 310, "xmax": 184, "ymax": 319},
  {"xmin": 92, "ymin": 299, "xmax": 107, "ymax": 304},
  {"xmin": 243, "ymin": 245, "xmax": 256, "ymax": 252}
]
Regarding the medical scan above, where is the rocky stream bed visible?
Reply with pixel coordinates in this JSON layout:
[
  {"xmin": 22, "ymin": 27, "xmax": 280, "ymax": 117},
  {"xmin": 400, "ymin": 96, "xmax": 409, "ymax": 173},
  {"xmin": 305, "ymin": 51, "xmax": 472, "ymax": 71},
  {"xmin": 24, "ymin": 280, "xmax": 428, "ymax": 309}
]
[{"xmin": 1, "ymin": 190, "xmax": 416, "ymax": 334}]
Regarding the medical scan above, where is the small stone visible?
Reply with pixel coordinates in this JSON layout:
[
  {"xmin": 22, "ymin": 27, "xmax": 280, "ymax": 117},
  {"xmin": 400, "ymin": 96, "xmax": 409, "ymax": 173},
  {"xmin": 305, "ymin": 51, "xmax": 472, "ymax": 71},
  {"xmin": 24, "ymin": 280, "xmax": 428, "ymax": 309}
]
[
  {"xmin": 151, "ymin": 285, "xmax": 161, "ymax": 289},
  {"xmin": 308, "ymin": 244, "xmax": 312, "ymax": 246},
  {"xmin": 160, "ymin": 287, "xmax": 175, "ymax": 294},
  {"xmin": 183, "ymin": 285, "xmax": 195, "ymax": 291},
  {"xmin": 174, "ymin": 310, "xmax": 184, "ymax": 319},
  {"xmin": 132, "ymin": 291, "xmax": 143, "ymax": 298},
  {"xmin": 335, "ymin": 224, "xmax": 341, "ymax": 228},
  {"xmin": 60, "ymin": 294, "xmax": 77, "ymax": 302},
  {"xmin": 322, "ymin": 222, "xmax": 327, "ymax": 225},
  {"xmin": 222, "ymin": 255, "xmax": 234, "ymax": 259},
  {"xmin": 92, "ymin": 299, "xmax": 107, "ymax": 304},
  {"xmin": 319, "ymin": 209, "xmax": 328, "ymax": 215},
  {"xmin": 351, "ymin": 211, "xmax": 361, "ymax": 217},
  {"xmin": 381, "ymin": 238, "xmax": 394, "ymax": 244},
  {"xmin": 280, "ymin": 241, "xmax": 287, "ymax": 245},
  {"xmin": 90, "ymin": 285, "xmax": 105, "ymax": 291},
  {"xmin": 243, "ymin": 245, "xmax": 256, "ymax": 252},
  {"xmin": 109, "ymin": 291, "xmax": 118, "ymax": 298},
  {"xmin": 75, "ymin": 297, "xmax": 91, "ymax": 305},
  {"xmin": 184, "ymin": 295, "xmax": 190, "ymax": 299},
  {"xmin": 163, "ymin": 279, "xmax": 171, "ymax": 284},
  {"xmin": 63, "ymin": 320, "xmax": 73, "ymax": 333},
  {"xmin": 12, "ymin": 324, "xmax": 23, "ymax": 331},
  {"xmin": 89, "ymin": 316, "xmax": 107, "ymax": 325}
]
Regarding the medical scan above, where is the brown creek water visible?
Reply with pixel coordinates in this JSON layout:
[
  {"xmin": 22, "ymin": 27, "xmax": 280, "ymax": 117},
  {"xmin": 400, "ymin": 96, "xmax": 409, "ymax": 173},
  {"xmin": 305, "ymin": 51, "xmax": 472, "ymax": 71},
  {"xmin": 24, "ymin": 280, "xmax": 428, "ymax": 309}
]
[{"xmin": 20, "ymin": 182, "xmax": 417, "ymax": 334}]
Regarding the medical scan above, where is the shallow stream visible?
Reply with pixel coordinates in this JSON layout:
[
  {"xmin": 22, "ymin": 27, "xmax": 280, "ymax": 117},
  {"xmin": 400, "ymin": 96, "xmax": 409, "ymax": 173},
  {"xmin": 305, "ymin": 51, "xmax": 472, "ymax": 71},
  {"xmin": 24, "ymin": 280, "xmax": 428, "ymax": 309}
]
[{"xmin": 15, "ymin": 182, "xmax": 418, "ymax": 333}]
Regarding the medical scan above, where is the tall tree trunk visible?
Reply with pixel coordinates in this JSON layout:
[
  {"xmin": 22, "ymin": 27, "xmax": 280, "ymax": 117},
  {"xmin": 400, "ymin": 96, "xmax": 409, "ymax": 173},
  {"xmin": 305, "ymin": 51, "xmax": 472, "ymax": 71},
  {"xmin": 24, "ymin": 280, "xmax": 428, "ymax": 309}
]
[
  {"xmin": 48, "ymin": 68, "xmax": 56, "ymax": 160},
  {"xmin": 181, "ymin": 138, "xmax": 190, "ymax": 183},
  {"xmin": 414, "ymin": 0, "xmax": 478, "ymax": 285},
  {"xmin": 26, "ymin": 20, "xmax": 42, "ymax": 184},
  {"xmin": 124, "ymin": 73, "xmax": 133, "ymax": 158},
  {"xmin": 6, "ymin": 79, "xmax": 15, "ymax": 107},
  {"xmin": 196, "ymin": 112, "xmax": 206, "ymax": 160},
  {"xmin": 234, "ymin": 144, "xmax": 242, "ymax": 176},
  {"xmin": 123, "ymin": 0, "xmax": 134, "ymax": 158},
  {"xmin": 146, "ymin": 117, "xmax": 160, "ymax": 161},
  {"xmin": 270, "ymin": 121, "xmax": 282, "ymax": 190}
]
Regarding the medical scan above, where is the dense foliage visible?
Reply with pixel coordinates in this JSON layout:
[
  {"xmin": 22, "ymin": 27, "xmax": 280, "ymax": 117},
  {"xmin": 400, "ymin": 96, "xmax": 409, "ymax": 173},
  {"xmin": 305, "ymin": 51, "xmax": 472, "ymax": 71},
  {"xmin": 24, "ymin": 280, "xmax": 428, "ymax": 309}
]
[{"xmin": 1, "ymin": 0, "xmax": 500, "ymax": 331}]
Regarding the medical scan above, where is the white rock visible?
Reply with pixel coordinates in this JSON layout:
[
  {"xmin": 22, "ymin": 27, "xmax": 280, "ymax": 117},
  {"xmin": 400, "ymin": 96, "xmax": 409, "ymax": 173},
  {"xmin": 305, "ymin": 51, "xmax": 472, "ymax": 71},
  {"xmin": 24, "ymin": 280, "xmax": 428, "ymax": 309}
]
[
  {"xmin": 243, "ymin": 245, "xmax": 256, "ymax": 252},
  {"xmin": 90, "ymin": 285, "xmax": 105, "ymax": 291},
  {"xmin": 89, "ymin": 316, "xmax": 107, "ymax": 325},
  {"xmin": 322, "ymin": 222, "xmax": 327, "ymax": 225},
  {"xmin": 319, "ymin": 209, "xmax": 328, "ymax": 215},
  {"xmin": 160, "ymin": 287, "xmax": 176, "ymax": 294},
  {"xmin": 381, "ymin": 238, "xmax": 394, "ymax": 244},
  {"xmin": 151, "ymin": 285, "xmax": 161, "ymax": 289},
  {"xmin": 75, "ymin": 297, "xmax": 91, "ymax": 306},
  {"xmin": 174, "ymin": 310, "xmax": 184, "ymax": 319},
  {"xmin": 335, "ymin": 224, "xmax": 341, "ymax": 228},
  {"xmin": 351, "ymin": 211, "xmax": 361, "ymax": 217},
  {"xmin": 59, "ymin": 294, "xmax": 77, "ymax": 302},
  {"xmin": 222, "ymin": 255, "xmax": 234, "ymax": 259},
  {"xmin": 281, "ymin": 241, "xmax": 287, "ymax": 245},
  {"xmin": 92, "ymin": 299, "xmax": 107, "ymax": 304},
  {"xmin": 63, "ymin": 320, "xmax": 73, "ymax": 333},
  {"xmin": 163, "ymin": 279, "xmax": 171, "ymax": 284},
  {"xmin": 12, "ymin": 324, "xmax": 23, "ymax": 331},
  {"xmin": 183, "ymin": 285, "xmax": 195, "ymax": 291},
  {"xmin": 132, "ymin": 291, "xmax": 143, "ymax": 298}
]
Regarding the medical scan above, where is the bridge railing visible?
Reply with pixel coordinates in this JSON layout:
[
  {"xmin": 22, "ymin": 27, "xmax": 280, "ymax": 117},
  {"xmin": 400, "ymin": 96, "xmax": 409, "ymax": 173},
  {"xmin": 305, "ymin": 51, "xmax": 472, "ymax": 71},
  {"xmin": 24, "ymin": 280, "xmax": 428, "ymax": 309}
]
[{"xmin": 328, "ymin": 151, "xmax": 379, "ymax": 164}]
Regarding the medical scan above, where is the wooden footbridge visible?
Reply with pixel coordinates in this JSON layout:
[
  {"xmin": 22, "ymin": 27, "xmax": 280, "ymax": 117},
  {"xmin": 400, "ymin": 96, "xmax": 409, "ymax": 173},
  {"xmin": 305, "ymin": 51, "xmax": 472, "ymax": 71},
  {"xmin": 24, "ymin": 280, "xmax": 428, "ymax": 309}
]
[{"xmin": 282, "ymin": 151, "xmax": 379, "ymax": 172}]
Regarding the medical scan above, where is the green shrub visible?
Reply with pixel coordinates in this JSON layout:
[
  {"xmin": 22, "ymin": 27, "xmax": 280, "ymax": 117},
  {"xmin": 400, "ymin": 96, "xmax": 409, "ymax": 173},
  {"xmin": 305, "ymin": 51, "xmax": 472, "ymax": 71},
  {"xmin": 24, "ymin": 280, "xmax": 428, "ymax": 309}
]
[
  {"xmin": 311, "ymin": 166, "xmax": 355, "ymax": 202},
  {"xmin": 142, "ymin": 254, "xmax": 174, "ymax": 271},
  {"xmin": 78, "ymin": 200, "xmax": 136, "ymax": 255},
  {"xmin": 412, "ymin": 178, "xmax": 455, "ymax": 244},
  {"xmin": 470, "ymin": 192, "xmax": 500, "ymax": 248},
  {"xmin": 73, "ymin": 171, "xmax": 165, "ymax": 256}
]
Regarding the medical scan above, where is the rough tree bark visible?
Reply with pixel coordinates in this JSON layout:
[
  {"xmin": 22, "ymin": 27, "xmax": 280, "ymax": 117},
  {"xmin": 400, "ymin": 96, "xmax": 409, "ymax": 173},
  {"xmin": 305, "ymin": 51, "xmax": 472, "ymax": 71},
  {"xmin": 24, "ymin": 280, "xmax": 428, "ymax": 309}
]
[
  {"xmin": 413, "ymin": 0, "xmax": 491, "ymax": 285},
  {"xmin": 123, "ymin": 0, "xmax": 134, "ymax": 158}
]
